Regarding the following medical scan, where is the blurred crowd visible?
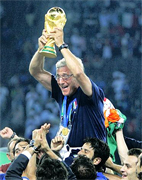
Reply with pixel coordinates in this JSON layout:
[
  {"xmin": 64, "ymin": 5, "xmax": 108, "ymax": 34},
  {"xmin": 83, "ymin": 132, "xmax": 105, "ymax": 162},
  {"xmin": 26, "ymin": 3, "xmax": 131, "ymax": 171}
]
[{"xmin": 0, "ymin": 0, "xmax": 142, "ymax": 146}]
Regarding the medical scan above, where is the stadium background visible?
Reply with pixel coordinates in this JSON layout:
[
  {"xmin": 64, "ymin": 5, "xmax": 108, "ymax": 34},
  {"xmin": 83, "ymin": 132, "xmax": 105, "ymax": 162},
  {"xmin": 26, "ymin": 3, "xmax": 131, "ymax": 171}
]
[{"xmin": 0, "ymin": 0, "xmax": 142, "ymax": 164}]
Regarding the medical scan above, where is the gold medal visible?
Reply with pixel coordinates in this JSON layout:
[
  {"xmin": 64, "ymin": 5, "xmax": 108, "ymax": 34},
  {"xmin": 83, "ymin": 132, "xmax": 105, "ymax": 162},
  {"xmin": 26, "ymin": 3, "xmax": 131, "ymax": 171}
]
[{"xmin": 62, "ymin": 127, "xmax": 69, "ymax": 136}]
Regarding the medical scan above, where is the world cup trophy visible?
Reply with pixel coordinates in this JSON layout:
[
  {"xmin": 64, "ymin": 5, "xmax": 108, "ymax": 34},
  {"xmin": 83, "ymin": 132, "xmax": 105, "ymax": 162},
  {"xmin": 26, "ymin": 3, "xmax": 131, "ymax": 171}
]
[{"xmin": 40, "ymin": 7, "xmax": 67, "ymax": 58}]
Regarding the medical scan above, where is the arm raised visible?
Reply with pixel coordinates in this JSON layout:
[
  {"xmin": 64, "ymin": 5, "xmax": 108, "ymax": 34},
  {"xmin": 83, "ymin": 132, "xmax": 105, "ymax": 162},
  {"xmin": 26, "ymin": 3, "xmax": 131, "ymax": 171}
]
[
  {"xmin": 29, "ymin": 29, "xmax": 52, "ymax": 91},
  {"xmin": 50, "ymin": 28, "xmax": 92, "ymax": 97}
]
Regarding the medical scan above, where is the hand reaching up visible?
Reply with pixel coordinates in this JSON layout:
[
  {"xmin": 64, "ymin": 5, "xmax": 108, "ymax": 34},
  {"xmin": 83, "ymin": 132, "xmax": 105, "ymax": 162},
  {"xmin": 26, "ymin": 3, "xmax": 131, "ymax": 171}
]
[
  {"xmin": 51, "ymin": 136, "xmax": 64, "ymax": 151},
  {"xmin": 0, "ymin": 127, "xmax": 14, "ymax": 139}
]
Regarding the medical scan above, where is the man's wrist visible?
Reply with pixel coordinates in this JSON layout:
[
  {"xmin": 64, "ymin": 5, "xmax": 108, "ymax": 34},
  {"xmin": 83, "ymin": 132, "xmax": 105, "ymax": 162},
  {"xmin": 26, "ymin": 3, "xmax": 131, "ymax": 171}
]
[
  {"xmin": 37, "ymin": 48, "xmax": 45, "ymax": 58},
  {"xmin": 22, "ymin": 150, "xmax": 33, "ymax": 159},
  {"xmin": 42, "ymin": 145, "xmax": 50, "ymax": 152},
  {"xmin": 29, "ymin": 140, "xmax": 40, "ymax": 152},
  {"xmin": 10, "ymin": 132, "xmax": 16, "ymax": 139},
  {"xmin": 29, "ymin": 146, "xmax": 38, "ymax": 153},
  {"xmin": 58, "ymin": 43, "xmax": 68, "ymax": 51}
]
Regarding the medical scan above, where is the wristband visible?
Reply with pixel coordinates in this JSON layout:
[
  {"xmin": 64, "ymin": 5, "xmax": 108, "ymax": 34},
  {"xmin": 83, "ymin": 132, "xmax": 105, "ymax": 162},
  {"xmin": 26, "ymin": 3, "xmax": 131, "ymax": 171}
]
[
  {"xmin": 58, "ymin": 43, "xmax": 68, "ymax": 51},
  {"xmin": 10, "ymin": 132, "xmax": 16, "ymax": 139},
  {"xmin": 29, "ymin": 140, "xmax": 40, "ymax": 152},
  {"xmin": 29, "ymin": 146, "xmax": 39, "ymax": 152},
  {"xmin": 29, "ymin": 140, "xmax": 35, "ymax": 147}
]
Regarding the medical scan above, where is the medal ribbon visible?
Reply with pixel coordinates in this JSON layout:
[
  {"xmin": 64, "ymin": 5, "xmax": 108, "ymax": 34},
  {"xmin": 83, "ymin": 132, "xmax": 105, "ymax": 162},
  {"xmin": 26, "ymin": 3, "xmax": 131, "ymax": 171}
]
[{"xmin": 61, "ymin": 96, "xmax": 77, "ymax": 127}]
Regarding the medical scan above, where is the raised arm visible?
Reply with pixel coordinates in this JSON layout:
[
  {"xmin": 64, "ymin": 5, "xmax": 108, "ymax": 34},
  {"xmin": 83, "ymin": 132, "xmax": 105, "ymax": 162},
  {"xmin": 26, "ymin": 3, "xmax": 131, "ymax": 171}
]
[
  {"xmin": 50, "ymin": 28, "xmax": 92, "ymax": 97},
  {"xmin": 0, "ymin": 127, "xmax": 18, "ymax": 139},
  {"xmin": 37, "ymin": 130, "xmax": 61, "ymax": 160},
  {"xmin": 105, "ymin": 157, "xmax": 122, "ymax": 175},
  {"xmin": 5, "ymin": 138, "xmax": 41, "ymax": 180},
  {"xmin": 116, "ymin": 129, "xmax": 128, "ymax": 164},
  {"xmin": 29, "ymin": 29, "xmax": 52, "ymax": 91},
  {"xmin": 51, "ymin": 135, "xmax": 64, "ymax": 151}
]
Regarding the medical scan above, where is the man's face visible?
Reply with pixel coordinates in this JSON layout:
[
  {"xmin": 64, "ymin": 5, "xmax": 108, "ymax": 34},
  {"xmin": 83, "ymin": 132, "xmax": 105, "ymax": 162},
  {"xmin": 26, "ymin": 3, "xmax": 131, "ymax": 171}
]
[
  {"xmin": 121, "ymin": 155, "xmax": 138, "ymax": 180},
  {"xmin": 6, "ymin": 140, "xmax": 17, "ymax": 162},
  {"xmin": 14, "ymin": 141, "xmax": 29, "ymax": 158},
  {"xmin": 136, "ymin": 153, "xmax": 142, "ymax": 179},
  {"xmin": 56, "ymin": 66, "xmax": 79, "ymax": 96},
  {"xmin": 78, "ymin": 143, "xmax": 94, "ymax": 160}
]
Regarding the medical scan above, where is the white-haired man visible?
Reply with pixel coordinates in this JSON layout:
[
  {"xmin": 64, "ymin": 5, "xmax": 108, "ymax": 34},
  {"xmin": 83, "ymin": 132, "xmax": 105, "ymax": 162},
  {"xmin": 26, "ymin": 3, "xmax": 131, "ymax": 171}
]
[{"xmin": 29, "ymin": 27, "xmax": 106, "ymax": 156}]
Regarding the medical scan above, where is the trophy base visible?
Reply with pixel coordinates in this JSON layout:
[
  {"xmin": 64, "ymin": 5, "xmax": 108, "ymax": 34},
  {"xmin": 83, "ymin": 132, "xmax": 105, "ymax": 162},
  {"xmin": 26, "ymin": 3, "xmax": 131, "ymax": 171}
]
[{"xmin": 40, "ymin": 46, "xmax": 57, "ymax": 58}]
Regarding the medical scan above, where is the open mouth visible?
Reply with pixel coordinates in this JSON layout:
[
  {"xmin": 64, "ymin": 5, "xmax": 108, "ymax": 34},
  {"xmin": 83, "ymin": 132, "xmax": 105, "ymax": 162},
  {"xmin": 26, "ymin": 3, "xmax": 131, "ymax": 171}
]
[
  {"xmin": 122, "ymin": 174, "xmax": 127, "ymax": 178},
  {"xmin": 61, "ymin": 85, "xmax": 68, "ymax": 90}
]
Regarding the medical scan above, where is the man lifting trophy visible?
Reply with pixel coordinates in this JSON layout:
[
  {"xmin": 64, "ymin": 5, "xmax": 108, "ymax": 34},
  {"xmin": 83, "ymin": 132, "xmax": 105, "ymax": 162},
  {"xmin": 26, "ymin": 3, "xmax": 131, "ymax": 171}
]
[{"xmin": 39, "ymin": 7, "xmax": 67, "ymax": 58}]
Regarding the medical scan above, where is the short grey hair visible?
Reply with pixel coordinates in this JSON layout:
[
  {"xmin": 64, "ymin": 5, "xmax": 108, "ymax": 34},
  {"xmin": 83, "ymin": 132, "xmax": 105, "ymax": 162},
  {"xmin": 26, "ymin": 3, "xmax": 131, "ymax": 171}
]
[{"xmin": 56, "ymin": 58, "xmax": 84, "ymax": 71}]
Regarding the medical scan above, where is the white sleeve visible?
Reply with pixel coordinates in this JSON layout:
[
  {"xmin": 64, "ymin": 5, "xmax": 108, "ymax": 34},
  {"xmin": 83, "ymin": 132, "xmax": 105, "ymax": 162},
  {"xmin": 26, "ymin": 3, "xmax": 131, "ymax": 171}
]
[{"xmin": 22, "ymin": 151, "xmax": 32, "ymax": 160}]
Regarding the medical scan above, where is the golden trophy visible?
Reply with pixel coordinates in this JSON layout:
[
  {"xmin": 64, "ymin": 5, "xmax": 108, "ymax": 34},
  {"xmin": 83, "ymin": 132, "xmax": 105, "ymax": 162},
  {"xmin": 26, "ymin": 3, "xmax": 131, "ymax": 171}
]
[{"xmin": 40, "ymin": 7, "xmax": 67, "ymax": 58}]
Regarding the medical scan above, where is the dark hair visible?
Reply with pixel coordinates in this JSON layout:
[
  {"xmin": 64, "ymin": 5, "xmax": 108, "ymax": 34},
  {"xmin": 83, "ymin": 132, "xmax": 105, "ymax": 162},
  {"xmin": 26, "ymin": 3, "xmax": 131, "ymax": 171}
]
[
  {"xmin": 128, "ymin": 148, "xmax": 142, "ymax": 158},
  {"xmin": 137, "ymin": 154, "xmax": 142, "ymax": 180},
  {"xmin": 137, "ymin": 172, "xmax": 142, "ymax": 180},
  {"xmin": 83, "ymin": 138, "xmax": 110, "ymax": 171},
  {"xmin": 70, "ymin": 155, "xmax": 96, "ymax": 180},
  {"xmin": 36, "ymin": 153, "xmax": 68, "ymax": 180},
  {"xmin": 13, "ymin": 138, "xmax": 30, "ymax": 155}
]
